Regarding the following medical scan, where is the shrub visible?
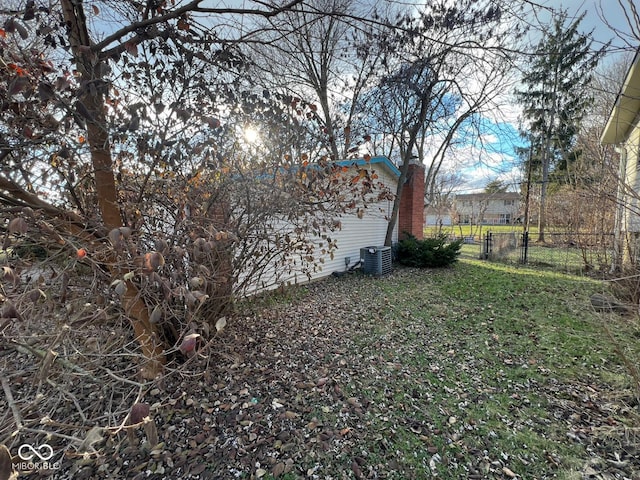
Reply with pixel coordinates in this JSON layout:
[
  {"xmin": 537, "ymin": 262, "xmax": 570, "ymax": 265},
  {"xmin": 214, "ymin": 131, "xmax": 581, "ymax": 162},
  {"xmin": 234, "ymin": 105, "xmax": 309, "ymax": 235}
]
[{"xmin": 396, "ymin": 233, "xmax": 463, "ymax": 268}]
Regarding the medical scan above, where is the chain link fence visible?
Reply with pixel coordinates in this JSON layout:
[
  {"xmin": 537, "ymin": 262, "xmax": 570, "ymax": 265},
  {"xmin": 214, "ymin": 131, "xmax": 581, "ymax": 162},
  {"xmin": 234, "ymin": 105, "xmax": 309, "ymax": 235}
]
[{"xmin": 452, "ymin": 231, "xmax": 615, "ymax": 276}]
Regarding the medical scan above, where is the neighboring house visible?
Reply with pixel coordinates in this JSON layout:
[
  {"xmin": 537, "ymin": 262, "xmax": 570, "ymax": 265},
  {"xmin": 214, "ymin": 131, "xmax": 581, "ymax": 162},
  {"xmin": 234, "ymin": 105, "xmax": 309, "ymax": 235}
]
[
  {"xmin": 239, "ymin": 156, "xmax": 425, "ymax": 293},
  {"xmin": 601, "ymin": 47, "xmax": 640, "ymax": 266},
  {"xmin": 453, "ymin": 192, "xmax": 521, "ymax": 225},
  {"xmin": 424, "ymin": 206, "xmax": 453, "ymax": 226}
]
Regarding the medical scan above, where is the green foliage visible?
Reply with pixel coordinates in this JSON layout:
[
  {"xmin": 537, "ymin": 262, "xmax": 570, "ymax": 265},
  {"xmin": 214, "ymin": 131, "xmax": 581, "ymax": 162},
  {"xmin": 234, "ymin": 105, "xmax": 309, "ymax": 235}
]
[
  {"xmin": 515, "ymin": 10, "xmax": 607, "ymax": 180},
  {"xmin": 396, "ymin": 233, "xmax": 463, "ymax": 268},
  {"xmin": 484, "ymin": 179, "xmax": 508, "ymax": 193}
]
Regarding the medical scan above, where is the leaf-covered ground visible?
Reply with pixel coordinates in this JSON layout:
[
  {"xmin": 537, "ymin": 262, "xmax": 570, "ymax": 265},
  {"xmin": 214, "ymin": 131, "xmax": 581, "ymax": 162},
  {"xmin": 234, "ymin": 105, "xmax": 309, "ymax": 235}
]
[{"xmin": 4, "ymin": 261, "xmax": 640, "ymax": 479}]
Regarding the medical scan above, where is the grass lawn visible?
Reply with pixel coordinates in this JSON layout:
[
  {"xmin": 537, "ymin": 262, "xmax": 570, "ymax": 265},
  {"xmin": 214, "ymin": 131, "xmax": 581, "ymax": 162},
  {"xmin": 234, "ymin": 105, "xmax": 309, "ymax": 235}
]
[
  {"xmin": 3, "ymin": 259, "xmax": 638, "ymax": 479},
  {"xmin": 223, "ymin": 259, "xmax": 639, "ymax": 479},
  {"xmin": 425, "ymin": 225, "xmax": 529, "ymax": 238},
  {"xmin": 340, "ymin": 260, "xmax": 639, "ymax": 478}
]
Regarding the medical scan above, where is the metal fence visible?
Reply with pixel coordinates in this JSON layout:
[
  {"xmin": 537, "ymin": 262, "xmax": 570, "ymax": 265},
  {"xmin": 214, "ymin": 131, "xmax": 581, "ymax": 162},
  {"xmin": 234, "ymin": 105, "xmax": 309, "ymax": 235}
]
[{"xmin": 455, "ymin": 231, "xmax": 615, "ymax": 276}]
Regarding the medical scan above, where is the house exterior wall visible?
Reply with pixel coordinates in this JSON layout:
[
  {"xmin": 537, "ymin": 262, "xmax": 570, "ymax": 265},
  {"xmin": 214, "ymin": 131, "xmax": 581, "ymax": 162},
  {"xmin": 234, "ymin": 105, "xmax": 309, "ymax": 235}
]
[
  {"xmin": 602, "ymin": 48, "xmax": 640, "ymax": 267},
  {"xmin": 623, "ymin": 123, "xmax": 640, "ymax": 233},
  {"xmin": 616, "ymin": 121, "xmax": 640, "ymax": 264},
  {"xmin": 425, "ymin": 213, "xmax": 452, "ymax": 226},
  {"xmin": 238, "ymin": 157, "xmax": 400, "ymax": 294},
  {"xmin": 324, "ymin": 157, "xmax": 399, "ymax": 272}
]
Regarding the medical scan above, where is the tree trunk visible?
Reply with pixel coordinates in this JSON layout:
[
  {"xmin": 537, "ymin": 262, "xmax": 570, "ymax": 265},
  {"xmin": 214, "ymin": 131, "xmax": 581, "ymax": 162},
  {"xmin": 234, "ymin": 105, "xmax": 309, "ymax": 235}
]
[
  {"xmin": 537, "ymin": 165, "xmax": 548, "ymax": 243},
  {"xmin": 385, "ymin": 159, "xmax": 410, "ymax": 246},
  {"xmin": 537, "ymin": 125, "xmax": 554, "ymax": 244},
  {"xmin": 61, "ymin": 0, "xmax": 164, "ymax": 378},
  {"xmin": 523, "ymin": 147, "xmax": 533, "ymax": 233},
  {"xmin": 384, "ymin": 88, "xmax": 432, "ymax": 246}
]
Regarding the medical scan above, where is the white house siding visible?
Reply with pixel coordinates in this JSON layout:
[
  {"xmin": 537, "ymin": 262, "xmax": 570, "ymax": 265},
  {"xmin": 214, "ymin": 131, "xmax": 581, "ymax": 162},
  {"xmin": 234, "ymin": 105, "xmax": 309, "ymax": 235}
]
[
  {"xmin": 425, "ymin": 214, "xmax": 452, "ymax": 226},
  {"xmin": 315, "ymin": 196, "xmax": 397, "ymax": 272},
  {"xmin": 455, "ymin": 193, "xmax": 520, "ymax": 225},
  {"xmin": 601, "ymin": 48, "xmax": 640, "ymax": 266},
  {"xmin": 237, "ymin": 157, "xmax": 399, "ymax": 294},
  {"xmin": 624, "ymin": 124, "xmax": 640, "ymax": 232}
]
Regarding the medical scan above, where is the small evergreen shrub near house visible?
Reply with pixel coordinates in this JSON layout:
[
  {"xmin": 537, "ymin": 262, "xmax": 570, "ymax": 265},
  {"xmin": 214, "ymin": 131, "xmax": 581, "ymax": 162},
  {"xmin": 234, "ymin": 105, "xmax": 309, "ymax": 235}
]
[{"xmin": 396, "ymin": 234, "xmax": 463, "ymax": 268}]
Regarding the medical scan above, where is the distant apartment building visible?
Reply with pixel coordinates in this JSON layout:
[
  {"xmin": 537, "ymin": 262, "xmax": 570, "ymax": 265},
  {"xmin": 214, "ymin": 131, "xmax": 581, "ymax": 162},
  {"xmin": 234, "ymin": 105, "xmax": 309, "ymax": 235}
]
[
  {"xmin": 453, "ymin": 192, "xmax": 521, "ymax": 225},
  {"xmin": 424, "ymin": 206, "xmax": 453, "ymax": 226}
]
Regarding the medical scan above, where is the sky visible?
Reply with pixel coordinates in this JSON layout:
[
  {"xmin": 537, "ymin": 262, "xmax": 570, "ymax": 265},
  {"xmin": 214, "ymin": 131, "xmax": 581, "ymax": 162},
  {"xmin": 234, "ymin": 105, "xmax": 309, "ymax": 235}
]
[
  {"xmin": 545, "ymin": 0, "xmax": 634, "ymax": 53},
  {"xmin": 452, "ymin": 0, "xmax": 637, "ymax": 194},
  {"xmin": 82, "ymin": 0, "xmax": 638, "ymax": 195}
]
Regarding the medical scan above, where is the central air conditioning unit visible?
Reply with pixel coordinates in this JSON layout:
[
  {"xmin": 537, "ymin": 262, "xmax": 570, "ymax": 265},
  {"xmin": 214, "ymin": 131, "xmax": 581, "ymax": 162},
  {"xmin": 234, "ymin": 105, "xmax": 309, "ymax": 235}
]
[{"xmin": 360, "ymin": 246, "xmax": 392, "ymax": 276}]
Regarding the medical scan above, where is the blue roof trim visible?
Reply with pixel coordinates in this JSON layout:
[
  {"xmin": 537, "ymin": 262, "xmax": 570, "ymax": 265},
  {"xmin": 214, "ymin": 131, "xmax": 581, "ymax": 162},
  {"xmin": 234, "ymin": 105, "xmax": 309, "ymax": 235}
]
[
  {"xmin": 245, "ymin": 156, "xmax": 400, "ymax": 181},
  {"xmin": 335, "ymin": 156, "xmax": 401, "ymax": 178}
]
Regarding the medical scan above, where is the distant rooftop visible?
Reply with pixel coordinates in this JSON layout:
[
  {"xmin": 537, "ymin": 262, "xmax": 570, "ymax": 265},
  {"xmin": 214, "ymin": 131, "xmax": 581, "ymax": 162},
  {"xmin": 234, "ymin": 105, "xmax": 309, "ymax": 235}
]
[{"xmin": 454, "ymin": 192, "xmax": 520, "ymax": 200}]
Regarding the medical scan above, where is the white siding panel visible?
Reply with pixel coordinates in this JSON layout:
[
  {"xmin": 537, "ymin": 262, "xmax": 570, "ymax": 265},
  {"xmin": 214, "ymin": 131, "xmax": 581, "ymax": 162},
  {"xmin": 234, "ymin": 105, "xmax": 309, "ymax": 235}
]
[
  {"xmin": 624, "ymin": 126, "xmax": 640, "ymax": 232},
  {"xmin": 238, "ymin": 159, "xmax": 399, "ymax": 294},
  {"xmin": 318, "ymin": 165, "xmax": 398, "ymax": 275},
  {"xmin": 426, "ymin": 214, "xmax": 452, "ymax": 226},
  {"xmin": 324, "ymin": 200, "xmax": 396, "ymax": 273}
]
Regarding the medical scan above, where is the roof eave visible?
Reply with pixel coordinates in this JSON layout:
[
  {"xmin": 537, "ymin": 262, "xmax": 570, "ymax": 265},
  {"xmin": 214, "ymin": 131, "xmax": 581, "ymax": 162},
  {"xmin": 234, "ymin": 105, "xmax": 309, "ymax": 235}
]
[
  {"xmin": 336, "ymin": 156, "xmax": 401, "ymax": 178},
  {"xmin": 601, "ymin": 48, "xmax": 640, "ymax": 145}
]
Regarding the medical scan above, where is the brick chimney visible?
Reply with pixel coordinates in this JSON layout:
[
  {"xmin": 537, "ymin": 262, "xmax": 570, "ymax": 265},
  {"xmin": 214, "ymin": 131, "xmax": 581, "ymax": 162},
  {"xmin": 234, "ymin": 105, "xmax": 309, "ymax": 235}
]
[{"xmin": 398, "ymin": 161, "xmax": 425, "ymax": 240}]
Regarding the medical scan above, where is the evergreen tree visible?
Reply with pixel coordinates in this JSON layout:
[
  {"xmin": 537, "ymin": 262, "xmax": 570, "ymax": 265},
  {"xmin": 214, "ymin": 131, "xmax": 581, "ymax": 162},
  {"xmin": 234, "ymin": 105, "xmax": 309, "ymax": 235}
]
[
  {"xmin": 516, "ymin": 10, "xmax": 606, "ymax": 242},
  {"xmin": 484, "ymin": 179, "xmax": 508, "ymax": 194}
]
